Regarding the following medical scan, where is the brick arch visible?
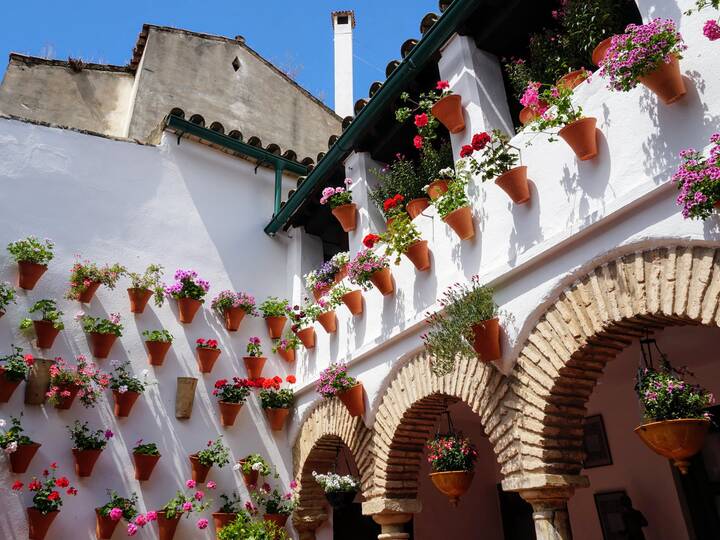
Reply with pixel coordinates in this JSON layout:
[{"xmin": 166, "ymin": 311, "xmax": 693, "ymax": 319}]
[{"xmin": 502, "ymin": 245, "xmax": 720, "ymax": 491}]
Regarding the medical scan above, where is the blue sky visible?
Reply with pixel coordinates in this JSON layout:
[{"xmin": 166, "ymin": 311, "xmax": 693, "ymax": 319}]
[{"xmin": 0, "ymin": 0, "xmax": 439, "ymax": 109}]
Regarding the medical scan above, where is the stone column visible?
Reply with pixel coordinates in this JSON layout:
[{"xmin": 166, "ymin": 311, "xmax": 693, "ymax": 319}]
[
  {"xmin": 363, "ymin": 498, "xmax": 421, "ymax": 540},
  {"xmin": 519, "ymin": 487, "xmax": 575, "ymax": 540},
  {"xmin": 373, "ymin": 512, "xmax": 413, "ymax": 540},
  {"xmin": 343, "ymin": 151, "xmax": 385, "ymax": 253}
]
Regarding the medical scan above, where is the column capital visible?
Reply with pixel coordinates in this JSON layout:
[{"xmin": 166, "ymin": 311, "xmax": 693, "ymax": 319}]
[
  {"xmin": 291, "ymin": 508, "xmax": 328, "ymax": 537},
  {"xmin": 361, "ymin": 497, "xmax": 421, "ymax": 516}
]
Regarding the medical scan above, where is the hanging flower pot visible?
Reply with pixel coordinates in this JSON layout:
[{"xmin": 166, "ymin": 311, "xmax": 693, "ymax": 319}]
[
  {"xmin": 177, "ymin": 297, "xmax": 202, "ymax": 324},
  {"xmin": 9, "ymin": 442, "xmax": 41, "ymax": 474},
  {"xmin": 218, "ymin": 307, "xmax": 243, "ymax": 331},
  {"xmin": 558, "ymin": 117, "xmax": 598, "ymax": 161},
  {"xmin": 341, "ymin": 290, "xmax": 363, "ymax": 316},
  {"xmin": 197, "ymin": 348, "xmax": 221, "ymax": 373},
  {"xmin": 326, "ymin": 490, "xmax": 357, "ymax": 509},
  {"xmin": 238, "ymin": 460, "xmax": 259, "ymax": 487},
  {"xmin": 277, "ymin": 347, "xmax": 296, "ymax": 363},
  {"xmin": 592, "ymin": 36, "xmax": 614, "ymax": 66},
  {"xmin": 218, "ymin": 401, "xmax": 243, "ymax": 427},
  {"xmin": 27, "ymin": 508, "xmax": 58, "ymax": 540},
  {"xmin": 296, "ymin": 327, "xmax": 316, "ymax": 349},
  {"xmin": 265, "ymin": 316, "xmax": 287, "ymax": 339},
  {"xmin": 213, "ymin": 513, "xmax": 237, "ymax": 536},
  {"xmin": 639, "ymin": 55, "xmax": 686, "ymax": 105},
  {"xmin": 442, "ymin": 206, "xmax": 475, "ymax": 240},
  {"xmin": 431, "ymin": 94, "xmax": 465, "ymax": 133},
  {"xmin": 34, "ymin": 320, "xmax": 60, "ymax": 349},
  {"xmin": 557, "ymin": 69, "xmax": 588, "ymax": 90},
  {"xmin": 404, "ymin": 240, "xmax": 431, "ymax": 271},
  {"xmin": 72, "ymin": 448, "xmax": 103, "ymax": 477},
  {"xmin": 426, "ymin": 180, "xmax": 449, "ymax": 200},
  {"xmin": 133, "ymin": 452, "xmax": 160, "ymax": 481},
  {"xmin": 157, "ymin": 512, "xmax": 181, "ymax": 540},
  {"xmin": 89, "ymin": 332, "xmax": 117, "ymax": 359},
  {"xmin": 77, "ymin": 281, "xmax": 101, "ymax": 303},
  {"xmin": 264, "ymin": 513, "xmax": 289, "ymax": 528},
  {"xmin": 495, "ymin": 166, "xmax": 531, "ymax": 204},
  {"xmin": 113, "ymin": 390, "xmax": 140, "ymax": 417},
  {"xmin": 312, "ymin": 284, "xmax": 330, "ymax": 302},
  {"xmin": 146, "ymin": 340, "xmax": 172, "ymax": 366},
  {"xmin": 189, "ymin": 454, "xmax": 211, "ymax": 482},
  {"xmin": 18, "ymin": 262, "xmax": 47, "ymax": 290},
  {"xmin": 175, "ymin": 377, "xmax": 198, "ymax": 419},
  {"xmin": 317, "ymin": 311, "xmax": 337, "ymax": 334},
  {"xmin": 53, "ymin": 384, "xmax": 80, "ymax": 410},
  {"xmin": 331, "ymin": 203, "xmax": 358, "ymax": 232},
  {"xmin": 471, "ymin": 318, "xmax": 502, "ymax": 362},
  {"xmin": 429, "ymin": 470, "xmax": 474, "ymax": 506},
  {"xmin": 634, "ymin": 418, "xmax": 711, "ymax": 474},
  {"xmin": 265, "ymin": 408, "xmax": 290, "ymax": 431},
  {"xmin": 0, "ymin": 369, "xmax": 21, "ymax": 402},
  {"xmin": 244, "ymin": 356, "xmax": 266, "ymax": 379},
  {"xmin": 406, "ymin": 198, "xmax": 430, "ymax": 219},
  {"xmin": 370, "ymin": 267, "xmax": 394, "ymax": 296},
  {"xmin": 519, "ymin": 106, "xmax": 538, "ymax": 126},
  {"xmin": 127, "ymin": 288, "xmax": 153, "ymax": 314},
  {"xmin": 24, "ymin": 358, "xmax": 52, "ymax": 405},
  {"xmin": 335, "ymin": 264, "xmax": 348, "ymax": 283},
  {"xmin": 338, "ymin": 383, "xmax": 365, "ymax": 417},
  {"xmin": 96, "ymin": 508, "xmax": 120, "ymax": 540}
]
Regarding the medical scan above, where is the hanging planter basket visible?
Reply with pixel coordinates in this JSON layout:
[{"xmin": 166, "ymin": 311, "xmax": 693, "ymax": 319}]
[
  {"xmin": 337, "ymin": 383, "xmax": 365, "ymax": 417},
  {"xmin": 495, "ymin": 166, "xmax": 531, "ymax": 205},
  {"xmin": 18, "ymin": 262, "xmax": 47, "ymax": 290},
  {"xmin": 592, "ymin": 36, "xmax": 614, "ymax": 66},
  {"xmin": 265, "ymin": 407, "xmax": 290, "ymax": 431},
  {"xmin": 639, "ymin": 55, "xmax": 686, "ymax": 105},
  {"xmin": 157, "ymin": 512, "xmax": 181, "ymax": 540},
  {"xmin": 244, "ymin": 356, "xmax": 266, "ymax": 379},
  {"xmin": 9, "ymin": 442, "xmax": 41, "ymax": 474},
  {"xmin": 96, "ymin": 509, "xmax": 120, "ymax": 540},
  {"xmin": 406, "ymin": 198, "xmax": 430, "ymax": 219},
  {"xmin": 558, "ymin": 117, "xmax": 598, "ymax": 161},
  {"xmin": 296, "ymin": 327, "xmax": 316, "ymax": 349},
  {"xmin": 404, "ymin": 240, "xmax": 431, "ymax": 272},
  {"xmin": 127, "ymin": 288, "xmax": 153, "ymax": 314},
  {"xmin": 218, "ymin": 401, "xmax": 243, "ymax": 427},
  {"xmin": 317, "ymin": 311, "xmax": 337, "ymax": 334},
  {"xmin": 426, "ymin": 180, "xmax": 449, "ymax": 200},
  {"xmin": 133, "ymin": 452, "xmax": 160, "ymax": 481},
  {"xmin": 27, "ymin": 508, "xmax": 59, "ymax": 540},
  {"xmin": 325, "ymin": 490, "xmax": 358, "ymax": 509},
  {"xmin": 77, "ymin": 281, "xmax": 101, "ymax": 303},
  {"xmin": 34, "ymin": 320, "xmax": 60, "ymax": 349},
  {"xmin": 0, "ymin": 369, "xmax": 21, "ymax": 403},
  {"xmin": 634, "ymin": 418, "xmax": 710, "ymax": 474},
  {"xmin": 471, "ymin": 318, "xmax": 502, "ymax": 362},
  {"xmin": 331, "ymin": 203, "xmax": 358, "ymax": 232},
  {"xmin": 429, "ymin": 470, "xmax": 474, "ymax": 506},
  {"xmin": 72, "ymin": 448, "xmax": 103, "ymax": 477},
  {"xmin": 176, "ymin": 298, "xmax": 202, "ymax": 324},
  {"xmin": 370, "ymin": 267, "xmax": 394, "ymax": 296},
  {"xmin": 442, "ymin": 206, "xmax": 475, "ymax": 240},
  {"xmin": 146, "ymin": 341, "xmax": 172, "ymax": 366},
  {"xmin": 342, "ymin": 290, "xmax": 364, "ymax": 316},
  {"xmin": 113, "ymin": 390, "xmax": 140, "ymax": 417},
  {"xmin": 431, "ymin": 94, "xmax": 465, "ymax": 133},
  {"xmin": 89, "ymin": 332, "xmax": 117, "ymax": 359},
  {"xmin": 265, "ymin": 316, "xmax": 287, "ymax": 339},
  {"xmin": 196, "ymin": 348, "xmax": 221, "ymax": 373},
  {"xmin": 189, "ymin": 454, "xmax": 212, "ymax": 482}
]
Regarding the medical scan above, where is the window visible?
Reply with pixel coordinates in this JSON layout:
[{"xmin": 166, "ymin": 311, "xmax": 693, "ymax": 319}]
[
  {"xmin": 232, "ymin": 57, "xmax": 241, "ymax": 72},
  {"xmin": 338, "ymin": 15, "xmax": 349, "ymax": 25}
]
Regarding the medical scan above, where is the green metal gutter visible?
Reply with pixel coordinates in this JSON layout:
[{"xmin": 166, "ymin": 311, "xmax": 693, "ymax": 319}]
[
  {"xmin": 263, "ymin": 0, "xmax": 479, "ymax": 236},
  {"xmin": 165, "ymin": 115, "xmax": 309, "ymax": 216}
]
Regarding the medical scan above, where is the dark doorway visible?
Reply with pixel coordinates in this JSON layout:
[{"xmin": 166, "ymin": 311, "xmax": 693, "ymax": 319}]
[
  {"xmin": 497, "ymin": 486, "xmax": 536, "ymax": 540},
  {"xmin": 333, "ymin": 503, "xmax": 414, "ymax": 539}
]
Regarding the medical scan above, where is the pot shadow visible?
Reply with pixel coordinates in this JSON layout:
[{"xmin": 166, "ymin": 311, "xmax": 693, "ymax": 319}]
[{"xmin": 507, "ymin": 180, "xmax": 542, "ymax": 265}]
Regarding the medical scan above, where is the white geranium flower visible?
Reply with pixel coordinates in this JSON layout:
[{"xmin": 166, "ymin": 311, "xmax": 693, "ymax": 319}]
[
  {"xmin": 251, "ymin": 462, "xmax": 264, "ymax": 472},
  {"xmin": 118, "ymin": 385, "xmax": 128, "ymax": 394},
  {"xmin": 0, "ymin": 418, "xmax": 5, "ymax": 428},
  {"xmin": 232, "ymin": 463, "xmax": 242, "ymax": 471},
  {"xmin": 5, "ymin": 441, "xmax": 17, "ymax": 454},
  {"xmin": 141, "ymin": 369, "xmax": 149, "ymax": 378}
]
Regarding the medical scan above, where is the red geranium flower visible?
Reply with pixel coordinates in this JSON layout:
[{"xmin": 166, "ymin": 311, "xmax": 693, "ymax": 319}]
[
  {"xmin": 471, "ymin": 132, "xmax": 491, "ymax": 151},
  {"xmin": 286, "ymin": 375, "xmax": 296, "ymax": 384},
  {"xmin": 196, "ymin": 338, "xmax": 205, "ymax": 346},
  {"xmin": 413, "ymin": 135, "xmax": 424, "ymax": 149},
  {"xmin": 414, "ymin": 113, "xmax": 429, "ymax": 128},
  {"xmin": 459, "ymin": 145, "xmax": 474, "ymax": 158},
  {"xmin": 47, "ymin": 491, "xmax": 60, "ymax": 501},
  {"xmin": 273, "ymin": 376, "xmax": 282, "ymax": 385},
  {"xmin": 24, "ymin": 354, "xmax": 34, "ymax": 366},
  {"xmin": 363, "ymin": 234, "xmax": 381, "ymax": 248},
  {"xmin": 50, "ymin": 462, "xmax": 57, "ymax": 469},
  {"xmin": 11, "ymin": 481, "xmax": 23, "ymax": 491},
  {"xmin": 67, "ymin": 487, "xmax": 78, "ymax": 496},
  {"xmin": 28, "ymin": 480, "xmax": 41, "ymax": 491},
  {"xmin": 436, "ymin": 80, "xmax": 450, "ymax": 90},
  {"xmin": 215, "ymin": 379, "xmax": 228, "ymax": 389},
  {"xmin": 55, "ymin": 477, "xmax": 69, "ymax": 488}
]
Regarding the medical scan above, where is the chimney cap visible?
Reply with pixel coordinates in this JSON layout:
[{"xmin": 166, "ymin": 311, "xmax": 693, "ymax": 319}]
[{"xmin": 331, "ymin": 10, "xmax": 356, "ymax": 28}]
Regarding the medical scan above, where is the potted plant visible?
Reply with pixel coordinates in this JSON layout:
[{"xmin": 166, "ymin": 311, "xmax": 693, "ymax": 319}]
[
  {"xmin": 600, "ymin": 18, "xmax": 687, "ymax": 104},
  {"xmin": 462, "ymin": 129, "xmax": 530, "ymax": 204},
  {"xmin": 259, "ymin": 297, "xmax": 289, "ymax": 339},
  {"xmin": 11, "ymin": 462, "xmax": 78, "ymax": 540},
  {"xmin": 132, "ymin": 439, "xmax": 161, "ymax": 481},
  {"xmin": 381, "ymin": 193, "xmax": 407, "ymax": 227},
  {"xmin": 213, "ymin": 377, "xmax": 252, "ymax": 427},
  {"xmin": 431, "ymin": 162, "xmax": 475, "ymax": 240},
  {"xmin": 19, "ymin": 299, "xmax": 64, "ymax": 349},
  {"xmin": 190, "ymin": 437, "xmax": 230, "ymax": 483},
  {"xmin": 251, "ymin": 478, "xmax": 299, "ymax": 529},
  {"xmin": 96, "ymin": 490, "xmax": 138, "ymax": 540},
  {"xmin": 316, "ymin": 294, "xmax": 340, "ymax": 334},
  {"xmin": 316, "ymin": 363, "xmax": 364, "ymax": 417},
  {"xmin": 1, "ymin": 415, "xmax": 41, "ymax": 473},
  {"xmin": 143, "ymin": 329, "xmax": 174, "ymax": 366},
  {"xmin": 422, "ymin": 277, "xmax": 500, "ymax": 375},
  {"xmin": 331, "ymin": 251, "xmax": 350, "ymax": 282},
  {"xmin": 67, "ymin": 420, "xmax": 113, "ymax": 477},
  {"xmin": 371, "ymin": 156, "xmax": 418, "ymax": 217},
  {"xmin": 163, "ymin": 269, "xmax": 210, "ymax": 323},
  {"xmin": 0, "ymin": 346, "xmax": 33, "ymax": 402},
  {"xmin": 196, "ymin": 338, "xmax": 222, "ymax": 373},
  {"xmin": 287, "ymin": 302, "xmax": 321, "ymax": 349},
  {"xmin": 7, "ymin": 236, "xmax": 54, "ymax": 290},
  {"xmin": 234, "ymin": 454, "xmax": 271, "ymax": 487},
  {"xmin": 348, "ymin": 248, "xmax": 393, "ymax": 296},
  {"xmin": 305, "ymin": 261, "xmax": 339, "ymax": 300},
  {"xmin": 126, "ymin": 264, "xmax": 165, "ymax": 313},
  {"xmin": 213, "ymin": 493, "xmax": 245, "ymax": 535},
  {"xmin": 259, "ymin": 375, "xmax": 296, "ymax": 431},
  {"xmin": 212, "ymin": 290, "xmax": 256, "ymax": 331},
  {"xmin": 380, "ymin": 212, "xmax": 430, "ymax": 272},
  {"xmin": 332, "ymin": 284, "xmax": 363, "ymax": 316},
  {"xmin": 243, "ymin": 337, "xmax": 266, "ymax": 379},
  {"xmin": 673, "ymin": 132, "xmax": 720, "ymax": 220},
  {"xmin": 634, "ymin": 363, "xmax": 714, "ymax": 473},
  {"xmin": 320, "ymin": 178, "xmax": 356, "ymax": 232},
  {"xmin": 426, "ymin": 166, "xmax": 455, "ymax": 201},
  {"xmin": 272, "ymin": 332, "xmax": 300, "ymax": 363},
  {"xmin": 77, "ymin": 312, "xmax": 123, "ymax": 359},
  {"xmin": 417, "ymin": 143, "xmax": 454, "ymax": 210},
  {"xmin": 312, "ymin": 471, "xmax": 360, "ymax": 509},
  {"xmin": 65, "ymin": 259, "xmax": 125, "ymax": 303},
  {"xmin": 216, "ymin": 513, "xmax": 288, "ymax": 540},
  {"xmin": 426, "ymin": 433, "xmax": 478, "ymax": 505},
  {"xmin": 108, "ymin": 360, "xmax": 149, "ymax": 417},
  {"xmin": 397, "ymin": 79, "xmax": 464, "ymax": 135},
  {"xmin": 0, "ymin": 281, "xmax": 16, "ymax": 319},
  {"xmin": 47, "ymin": 355, "xmax": 108, "ymax": 409}
]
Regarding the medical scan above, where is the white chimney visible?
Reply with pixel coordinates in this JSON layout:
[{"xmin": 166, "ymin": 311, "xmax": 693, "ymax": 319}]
[{"xmin": 332, "ymin": 10, "xmax": 355, "ymax": 118}]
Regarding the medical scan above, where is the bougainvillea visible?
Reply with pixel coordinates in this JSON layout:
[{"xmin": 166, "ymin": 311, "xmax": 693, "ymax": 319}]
[{"xmin": 673, "ymin": 133, "xmax": 720, "ymax": 220}]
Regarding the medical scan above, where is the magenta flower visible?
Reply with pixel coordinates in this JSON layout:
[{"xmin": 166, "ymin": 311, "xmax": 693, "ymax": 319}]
[
  {"xmin": 197, "ymin": 519, "xmax": 209, "ymax": 530},
  {"xmin": 109, "ymin": 507, "xmax": 123, "ymax": 521}
]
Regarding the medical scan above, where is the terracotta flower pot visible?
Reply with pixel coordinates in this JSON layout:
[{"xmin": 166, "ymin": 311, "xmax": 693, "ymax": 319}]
[
  {"xmin": 519, "ymin": 106, "xmax": 538, "ymax": 126},
  {"xmin": 133, "ymin": 452, "xmax": 161, "ymax": 481},
  {"xmin": 429, "ymin": 470, "xmax": 474, "ymax": 506},
  {"xmin": 558, "ymin": 117, "xmax": 598, "ymax": 161},
  {"xmin": 146, "ymin": 340, "xmax": 172, "ymax": 366},
  {"xmin": 265, "ymin": 407, "xmax": 290, "ymax": 431},
  {"xmin": 54, "ymin": 384, "xmax": 80, "ymax": 410},
  {"xmin": 342, "ymin": 290, "xmax": 364, "ymax": 316},
  {"xmin": 312, "ymin": 284, "xmax": 330, "ymax": 301},
  {"xmin": 431, "ymin": 93, "xmax": 465, "ymax": 133},
  {"xmin": 218, "ymin": 401, "xmax": 243, "ymax": 427},
  {"xmin": 213, "ymin": 512, "xmax": 237, "ymax": 536},
  {"xmin": 223, "ymin": 307, "xmax": 246, "ymax": 331},
  {"xmin": 18, "ymin": 262, "xmax": 47, "ymax": 290},
  {"xmin": 175, "ymin": 377, "xmax": 198, "ymax": 419},
  {"xmin": 77, "ymin": 281, "xmax": 101, "ymax": 303},
  {"xmin": 495, "ymin": 166, "xmax": 531, "ymax": 204},
  {"xmin": 338, "ymin": 383, "xmax": 365, "ymax": 417},
  {"xmin": 157, "ymin": 512, "xmax": 181, "ymax": 540},
  {"xmin": 197, "ymin": 348, "xmax": 221, "ymax": 373},
  {"xmin": 634, "ymin": 418, "xmax": 711, "ymax": 474},
  {"xmin": 277, "ymin": 347, "xmax": 296, "ymax": 363},
  {"xmin": 238, "ymin": 460, "xmax": 259, "ymax": 487},
  {"xmin": 96, "ymin": 508, "xmax": 120, "ymax": 540},
  {"xmin": 335, "ymin": 264, "xmax": 348, "ymax": 283},
  {"xmin": 264, "ymin": 513, "xmax": 289, "ymax": 528},
  {"xmin": 72, "ymin": 448, "xmax": 103, "ymax": 477},
  {"xmin": 128, "ymin": 288, "xmax": 153, "ymax": 314},
  {"xmin": 244, "ymin": 356, "xmax": 266, "ymax": 379},
  {"xmin": 27, "ymin": 508, "xmax": 58, "ymax": 540},
  {"xmin": 34, "ymin": 320, "xmax": 60, "ymax": 349},
  {"xmin": 190, "ymin": 454, "xmax": 212, "ymax": 482},
  {"xmin": 557, "ymin": 69, "xmax": 588, "ymax": 90},
  {"xmin": 472, "ymin": 318, "xmax": 501, "ymax": 362},
  {"xmin": 24, "ymin": 358, "xmax": 52, "ymax": 406},
  {"xmin": 326, "ymin": 490, "xmax": 357, "ymax": 509},
  {"xmin": 89, "ymin": 332, "xmax": 117, "ymax": 359},
  {"xmin": 317, "ymin": 311, "xmax": 337, "ymax": 334},
  {"xmin": 442, "ymin": 206, "xmax": 475, "ymax": 240},
  {"xmin": 370, "ymin": 267, "xmax": 394, "ymax": 296},
  {"xmin": 177, "ymin": 297, "xmax": 202, "ymax": 324},
  {"xmin": 592, "ymin": 36, "xmax": 614, "ymax": 66},
  {"xmin": 9, "ymin": 442, "xmax": 41, "ymax": 473},
  {"xmin": 639, "ymin": 55, "xmax": 686, "ymax": 105},
  {"xmin": 406, "ymin": 197, "xmax": 430, "ymax": 219},
  {"xmin": 426, "ymin": 180, "xmax": 449, "ymax": 200},
  {"xmin": 0, "ymin": 370, "xmax": 21, "ymax": 402},
  {"xmin": 404, "ymin": 240, "xmax": 431, "ymax": 271},
  {"xmin": 113, "ymin": 389, "xmax": 140, "ymax": 417},
  {"xmin": 296, "ymin": 327, "xmax": 316, "ymax": 349},
  {"xmin": 265, "ymin": 316, "xmax": 287, "ymax": 339},
  {"xmin": 331, "ymin": 203, "xmax": 358, "ymax": 232}
]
